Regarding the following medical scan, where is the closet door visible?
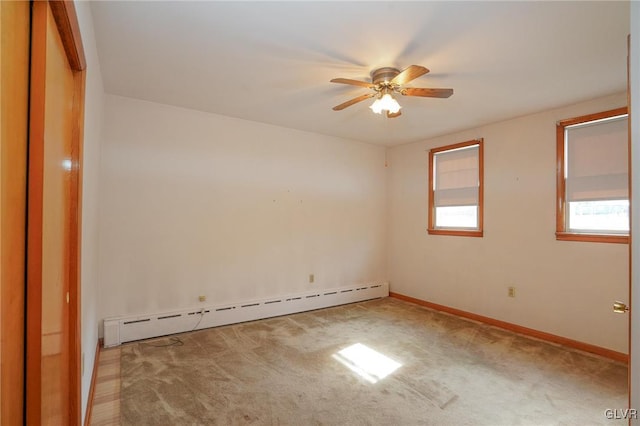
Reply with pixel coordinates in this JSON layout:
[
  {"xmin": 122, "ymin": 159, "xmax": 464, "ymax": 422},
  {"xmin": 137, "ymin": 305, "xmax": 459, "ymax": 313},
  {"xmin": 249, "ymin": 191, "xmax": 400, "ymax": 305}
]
[
  {"xmin": 0, "ymin": 1, "xmax": 30, "ymax": 423},
  {"xmin": 26, "ymin": 1, "xmax": 85, "ymax": 424}
]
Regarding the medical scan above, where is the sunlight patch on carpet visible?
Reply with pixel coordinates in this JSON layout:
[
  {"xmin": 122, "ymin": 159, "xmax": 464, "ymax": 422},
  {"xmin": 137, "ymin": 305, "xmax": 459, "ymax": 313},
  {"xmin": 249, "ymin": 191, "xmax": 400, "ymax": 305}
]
[{"xmin": 332, "ymin": 343, "xmax": 402, "ymax": 384}]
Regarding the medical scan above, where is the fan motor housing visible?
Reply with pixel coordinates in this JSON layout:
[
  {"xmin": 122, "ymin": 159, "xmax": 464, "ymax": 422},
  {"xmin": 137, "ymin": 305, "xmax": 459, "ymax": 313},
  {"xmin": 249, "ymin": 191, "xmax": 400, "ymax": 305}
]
[{"xmin": 371, "ymin": 67, "xmax": 400, "ymax": 85}]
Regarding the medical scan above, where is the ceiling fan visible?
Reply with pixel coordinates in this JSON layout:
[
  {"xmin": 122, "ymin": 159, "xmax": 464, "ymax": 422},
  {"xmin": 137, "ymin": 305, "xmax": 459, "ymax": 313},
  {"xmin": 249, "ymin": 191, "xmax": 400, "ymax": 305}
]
[{"xmin": 330, "ymin": 65, "xmax": 453, "ymax": 118}]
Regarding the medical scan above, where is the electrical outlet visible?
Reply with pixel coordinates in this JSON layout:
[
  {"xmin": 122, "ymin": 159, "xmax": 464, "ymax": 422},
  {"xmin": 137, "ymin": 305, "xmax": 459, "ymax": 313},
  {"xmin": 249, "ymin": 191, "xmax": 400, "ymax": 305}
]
[
  {"xmin": 508, "ymin": 286, "xmax": 516, "ymax": 298},
  {"xmin": 309, "ymin": 274, "xmax": 314, "ymax": 284},
  {"xmin": 198, "ymin": 295, "xmax": 206, "ymax": 302}
]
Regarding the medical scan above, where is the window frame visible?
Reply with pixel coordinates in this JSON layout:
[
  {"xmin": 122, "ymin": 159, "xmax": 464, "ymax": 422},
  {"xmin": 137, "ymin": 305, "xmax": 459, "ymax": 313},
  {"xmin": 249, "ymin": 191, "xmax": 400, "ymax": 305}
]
[
  {"xmin": 428, "ymin": 139, "xmax": 484, "ymax": 237},
  {"xmin": 555, "ymin": 107, "xmax": 629, "ymax": 244}
]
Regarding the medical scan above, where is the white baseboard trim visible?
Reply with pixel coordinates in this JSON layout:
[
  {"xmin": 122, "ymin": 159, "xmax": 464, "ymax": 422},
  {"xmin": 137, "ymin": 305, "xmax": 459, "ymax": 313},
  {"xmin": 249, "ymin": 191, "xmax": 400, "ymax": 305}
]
[{"xmin": 103, "ymin": 282, "xmax": 388, "ymax": 347}]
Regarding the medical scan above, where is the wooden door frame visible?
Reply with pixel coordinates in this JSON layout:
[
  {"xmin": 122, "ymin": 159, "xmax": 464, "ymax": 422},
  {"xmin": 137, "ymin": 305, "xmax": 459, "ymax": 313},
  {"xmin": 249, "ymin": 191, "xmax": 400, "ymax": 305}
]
[{"xmin": 26, "ymin": 1, "xmax": 85, "ymax": 424}]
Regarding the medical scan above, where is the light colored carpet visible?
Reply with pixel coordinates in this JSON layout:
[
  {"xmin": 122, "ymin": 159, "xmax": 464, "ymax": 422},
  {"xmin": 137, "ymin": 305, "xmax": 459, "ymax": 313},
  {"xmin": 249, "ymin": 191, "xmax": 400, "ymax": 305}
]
[{"xmin": 120, "ymin": 297, "xmax": 627, "ymax": 425}]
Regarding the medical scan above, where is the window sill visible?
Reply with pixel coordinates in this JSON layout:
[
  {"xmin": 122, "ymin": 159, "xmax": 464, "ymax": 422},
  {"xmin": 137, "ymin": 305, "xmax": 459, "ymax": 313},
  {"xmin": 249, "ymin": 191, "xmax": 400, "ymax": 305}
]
[
  {"xmin": 555, "ymin": 232, "xmax": 629, "ymax": 244},
  {"xmin": 428, "ymin": 229, "xmax": 483, "ymax": 238}
]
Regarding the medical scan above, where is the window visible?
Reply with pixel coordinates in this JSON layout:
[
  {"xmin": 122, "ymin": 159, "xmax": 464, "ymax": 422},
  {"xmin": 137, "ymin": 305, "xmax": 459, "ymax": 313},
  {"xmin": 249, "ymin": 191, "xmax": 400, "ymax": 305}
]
[
  {"xmin": 428, "ymin": 139, "xmax": 483, "ymax": 237},
  {"xmin": 556, "ymin": 107, "xmax": 629, "ymax": 243}
]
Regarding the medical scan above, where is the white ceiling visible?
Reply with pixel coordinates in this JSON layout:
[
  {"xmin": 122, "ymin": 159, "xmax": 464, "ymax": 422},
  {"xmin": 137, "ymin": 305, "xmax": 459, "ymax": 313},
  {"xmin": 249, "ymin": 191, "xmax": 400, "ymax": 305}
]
[{"xmin": 90, "ymin": 1, "xmax": 630, "ymax": 147}]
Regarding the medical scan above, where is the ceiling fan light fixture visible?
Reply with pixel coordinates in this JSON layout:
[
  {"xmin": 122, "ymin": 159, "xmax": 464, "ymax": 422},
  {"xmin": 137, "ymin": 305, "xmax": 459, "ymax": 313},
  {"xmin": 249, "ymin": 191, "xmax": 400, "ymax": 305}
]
[
  {"xmin": 369, "ymin": 93, "xmax": 401, "ymax": 114},
  {"xmin": 331, "ymin": 65, "xmax": 452, "ymax": 117}
]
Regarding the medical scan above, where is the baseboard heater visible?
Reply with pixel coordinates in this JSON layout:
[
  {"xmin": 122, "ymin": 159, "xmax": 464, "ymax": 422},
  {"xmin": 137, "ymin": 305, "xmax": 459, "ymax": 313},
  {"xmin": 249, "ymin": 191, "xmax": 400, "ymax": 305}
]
[{"xmin": 103, "ymin": 282, "xmax": 388, "ymax": 347}]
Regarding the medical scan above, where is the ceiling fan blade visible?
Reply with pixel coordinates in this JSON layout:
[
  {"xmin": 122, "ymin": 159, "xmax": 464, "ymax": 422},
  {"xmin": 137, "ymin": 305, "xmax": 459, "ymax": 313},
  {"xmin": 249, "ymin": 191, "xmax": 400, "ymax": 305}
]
[
  {"xmin": 330, "ymin": 78, "xmax": 375, "ymax": 88},
  {"xmin": 387, "ymin": 110, "xmax": 402, "ymax": 118},
  {"xmin": 401, "ymin": 87, "xmax": 453, "ymax": 98},
  {"xmin": 332, "ymin": 93, "xmax": 375, "ymax": 111},
  {"xmin": 391, "ymin": 65, "xmax": 429, "ymax": 85}
]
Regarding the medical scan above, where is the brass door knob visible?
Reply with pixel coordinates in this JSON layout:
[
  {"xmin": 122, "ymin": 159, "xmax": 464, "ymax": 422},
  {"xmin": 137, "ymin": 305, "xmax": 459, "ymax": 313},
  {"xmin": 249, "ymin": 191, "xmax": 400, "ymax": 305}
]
[{"xmin": 613, "ymin": 301, "xmax": 629, "ymax": 314}]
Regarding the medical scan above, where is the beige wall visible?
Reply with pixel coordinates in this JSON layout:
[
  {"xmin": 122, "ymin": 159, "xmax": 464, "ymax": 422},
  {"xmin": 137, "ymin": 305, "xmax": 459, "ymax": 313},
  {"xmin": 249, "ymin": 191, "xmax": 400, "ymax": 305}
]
[
  {"xmin": 387, "ymin": 92, "xmax": 629, "ymax": 353},
  {"xmin": 98, "ymin": 92, "xmax": 630, "ymax": 353},
  {"xmin": 76, "ymin": 2, "xmax": 104, "ymax": 421},
  {"xmin": 630, "ymin": 0, "xmax": 640, "ymax": 413},
  {"xmin": 98, "ymin": 95, "xmax": 387, "ymax": 322}
]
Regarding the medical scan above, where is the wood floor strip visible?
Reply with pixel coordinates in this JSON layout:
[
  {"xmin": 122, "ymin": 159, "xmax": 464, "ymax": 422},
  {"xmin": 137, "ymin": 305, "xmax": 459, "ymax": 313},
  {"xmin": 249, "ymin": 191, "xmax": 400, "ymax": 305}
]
[
  {"xmin": 83, "ymin": 339, "xmax": 101, "ymax": 426},
  {"xmin": 89, "ymin": 346, "xmax": 120, "ymax": 425},
  {"xmin": 389, "ymin": 292, "xmax": 629, "ymax": 363}
]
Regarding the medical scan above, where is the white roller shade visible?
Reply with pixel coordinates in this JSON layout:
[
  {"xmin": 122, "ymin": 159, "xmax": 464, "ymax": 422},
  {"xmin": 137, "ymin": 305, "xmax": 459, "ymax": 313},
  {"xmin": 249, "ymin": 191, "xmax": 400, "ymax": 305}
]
[
  {"xmin": 566, "ymin": 116, "xmax": 628, "ymax": 202},
  {"xmin": 434, "ymin": 145, "xmax": 479, "ymax": 207}
]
